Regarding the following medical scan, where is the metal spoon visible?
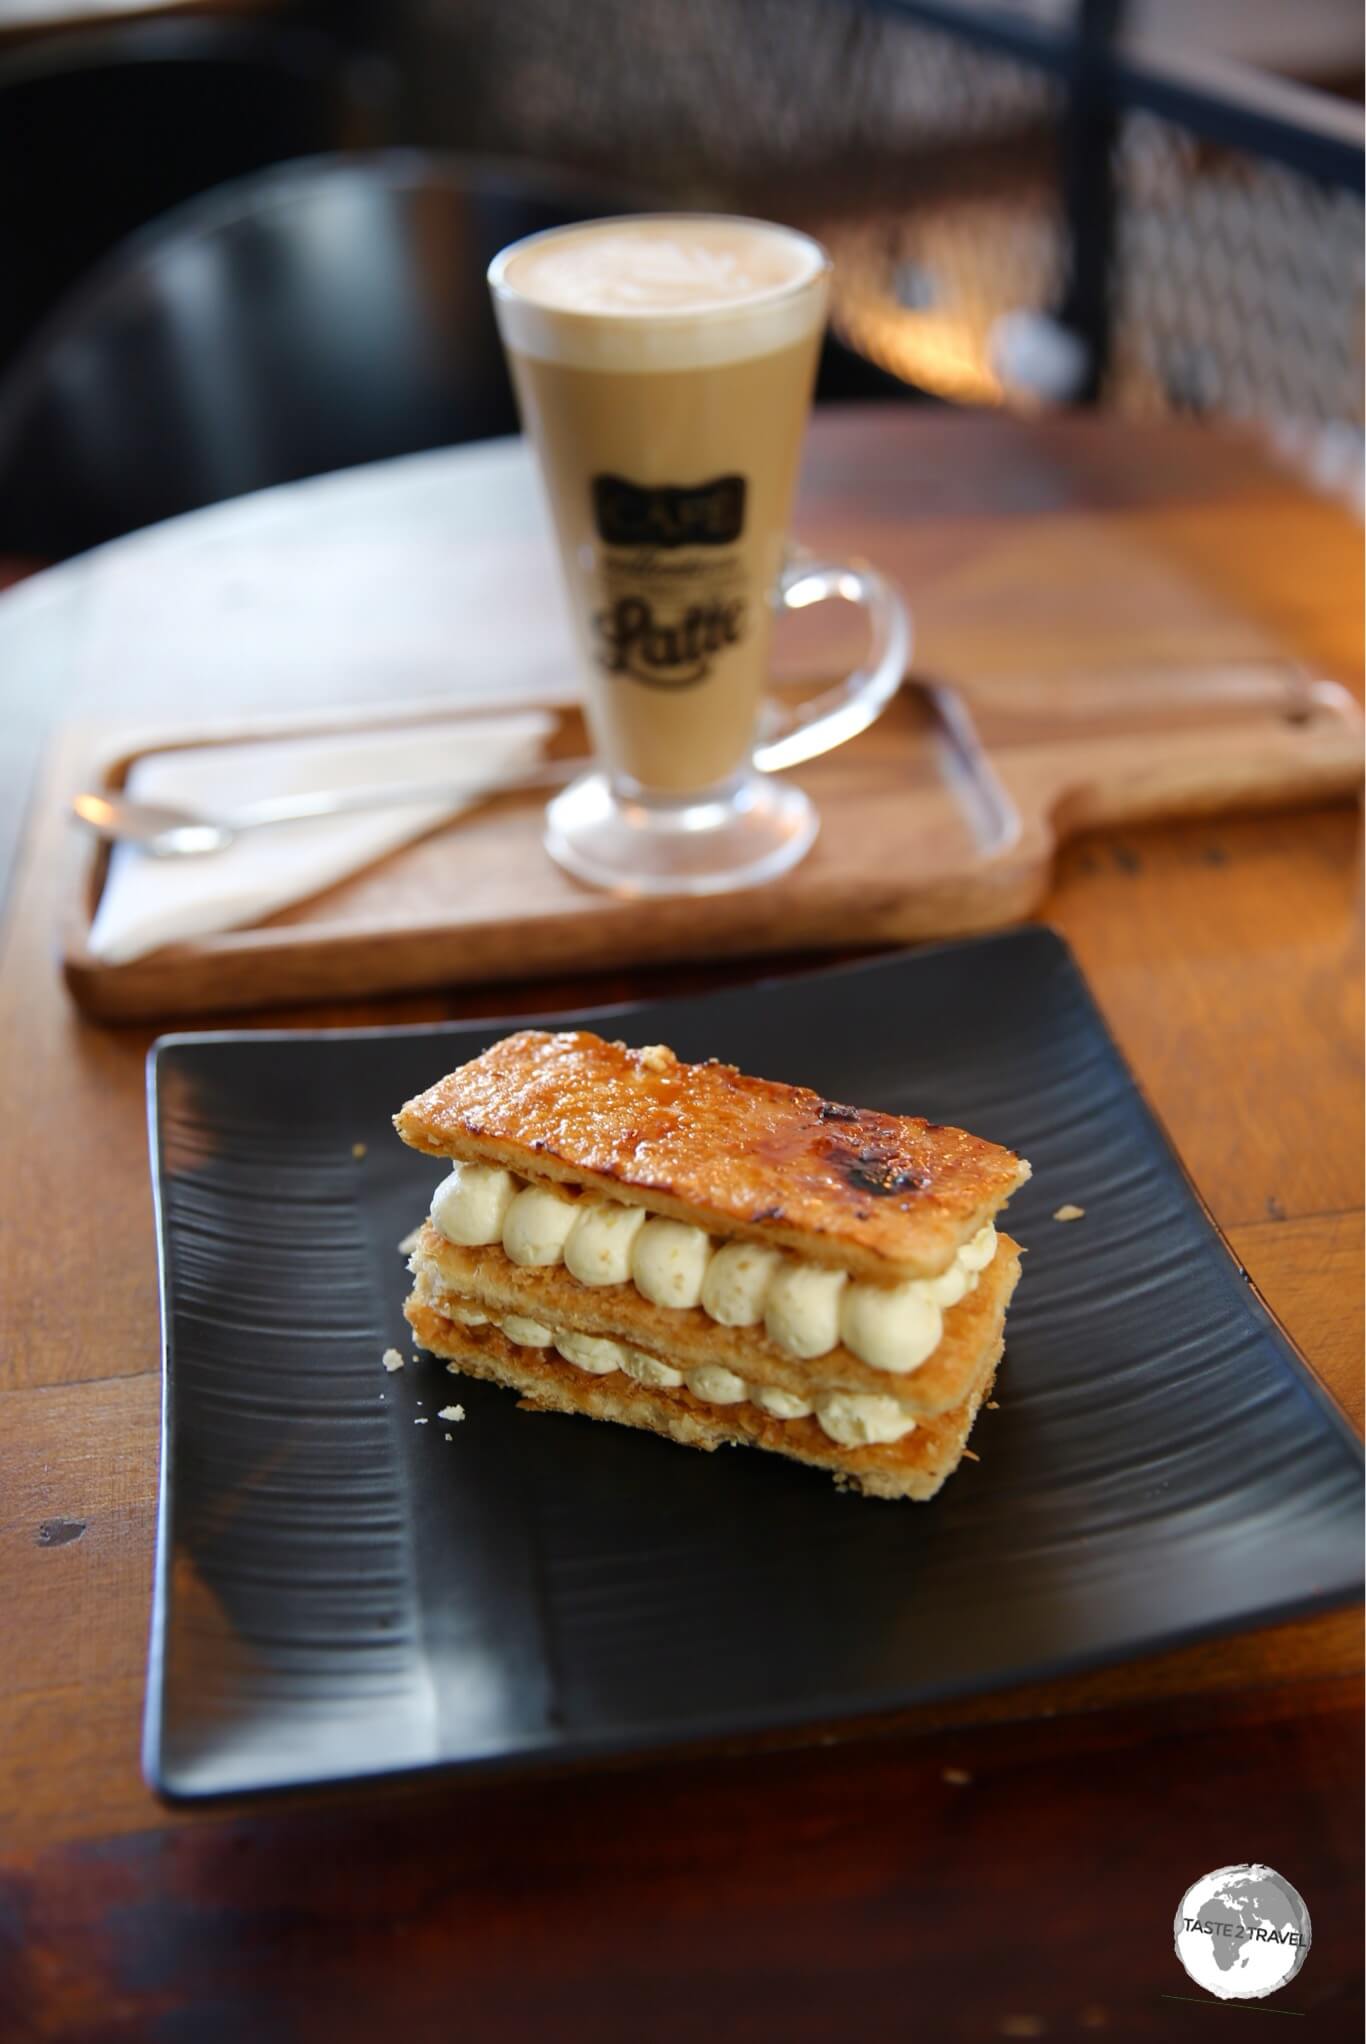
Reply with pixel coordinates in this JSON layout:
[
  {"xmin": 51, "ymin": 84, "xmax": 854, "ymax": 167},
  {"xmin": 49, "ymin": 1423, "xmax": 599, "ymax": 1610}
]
[{"xmin": 72, "ymin": 758, "xmax": 586, "ymax": 858}]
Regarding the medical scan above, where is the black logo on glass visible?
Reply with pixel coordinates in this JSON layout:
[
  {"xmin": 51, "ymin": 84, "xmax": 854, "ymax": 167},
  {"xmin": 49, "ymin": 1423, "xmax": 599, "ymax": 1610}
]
[
  {"xmin": 592, "ymin": 473, "xmax": 748, "ymax": 689},
  {"xmin": 593, "ymin": 474, "xmax": 745, "ymax": 548}
]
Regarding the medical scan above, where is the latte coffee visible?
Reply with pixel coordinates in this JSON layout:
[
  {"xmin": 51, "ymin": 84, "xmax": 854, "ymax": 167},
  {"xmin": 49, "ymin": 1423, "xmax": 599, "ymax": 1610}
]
[{"xmin": 490, "ymin": 217, "xmax": 829, "ymax": 793}]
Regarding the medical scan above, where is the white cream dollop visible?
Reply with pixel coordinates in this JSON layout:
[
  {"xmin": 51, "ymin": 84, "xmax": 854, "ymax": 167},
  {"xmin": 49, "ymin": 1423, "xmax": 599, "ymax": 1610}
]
[
  {"xmin": 816, "ymin": 1392, "xmax": 917, "ymax": 1447},
  {"xmin": 498, "ymin": 1313, "xmax": 554, "ymax": 1347},
  {"xmin": 701, "ymin": 1240, "xmax": 781, "ymax": 1325},
  {"xmin": 502, "ymin": 1184, "xmax": 579, "ymax": 1266},
  {"xmin": 431, "ymin": 1162, "xmax": 518, "ymax": 1246},
  {"xmin": 924, "ymin": 1224, "xmax": 996, "ymax": 1307},
  {"xmin": 554, "ymin": 1330, "xmax": 626, "ymax": 1374},
  {"xmin": 444, "ymin": 1301, "xmax": 489, "ymax": 1327},
  {"xmin": 631, "ymin": 1217, "xmax": 712, "ymax": 1309},
  {"xmin": 838, "ymin": 1282, "xmax": 943, "ymax": 1376},
  {"xmin": 960, "ymin": 1222, "xmax": 997, "ymax": 1271},
  {"xmin": 751, "ymin": 1384, "xmax": 813, "ymax": 1420},
  {"xmin": 686, "ymin": 1363, "xmax": 748, "ymax": 1405},
  {"xmin": 620, "ymin": 1348, "xmax": 685, "ymax": 1390},
  {"xmin": 764, "ymin": 1261, "xmax": 847, "ymax": 1359},
  {"xmin": 564, "ymin": 1199, "xmax": 646, "ymax": 1285},
  {"xmin": 922, "ymin": 1262, "xmax": 971, "ymax": 1309}
]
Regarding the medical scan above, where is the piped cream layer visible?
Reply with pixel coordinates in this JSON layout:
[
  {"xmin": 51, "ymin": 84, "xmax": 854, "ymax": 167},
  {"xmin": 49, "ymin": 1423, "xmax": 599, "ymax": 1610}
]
[
  {"xmin": 408, "ymin": 1259, "xmax": 917, "ymax": 1447},
  {"xmin": 427, "ymin": 1163, "xmax": 996, "ymax": 1378}
]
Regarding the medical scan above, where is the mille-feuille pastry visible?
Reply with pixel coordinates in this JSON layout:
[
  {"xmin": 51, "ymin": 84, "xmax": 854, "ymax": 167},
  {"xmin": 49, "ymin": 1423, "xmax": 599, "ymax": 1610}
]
[{"xmin": 396, "ymin": 1032, "xmax": 1029, "ymax": 1501}]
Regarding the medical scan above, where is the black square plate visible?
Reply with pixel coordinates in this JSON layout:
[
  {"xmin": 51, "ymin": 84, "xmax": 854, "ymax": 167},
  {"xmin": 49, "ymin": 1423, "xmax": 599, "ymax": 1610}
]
[{"xmin": 144, "ymin": 929, "xmax": 1363, "ymax": 1800}]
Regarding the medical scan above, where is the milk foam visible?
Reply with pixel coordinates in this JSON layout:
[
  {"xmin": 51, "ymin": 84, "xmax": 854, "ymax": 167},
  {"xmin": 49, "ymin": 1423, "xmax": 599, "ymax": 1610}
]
[
  {"xmin": 505, "ymin": 220, "xmax": 818, "ymax": 314},
  {"xmin": 490, "ymin": 215, "xmax": 828, "ymax": 372}
]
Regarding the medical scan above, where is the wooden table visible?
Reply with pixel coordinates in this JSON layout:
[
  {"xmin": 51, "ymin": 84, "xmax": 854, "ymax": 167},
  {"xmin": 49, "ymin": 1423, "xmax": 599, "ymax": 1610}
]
[
  {"xmin": 0, "ymin": 0, "xmax": 279, "ymax": 46},
  {"xmin": 0, "ymin": 410, "xmax": 1361, "ymax": 2041}
]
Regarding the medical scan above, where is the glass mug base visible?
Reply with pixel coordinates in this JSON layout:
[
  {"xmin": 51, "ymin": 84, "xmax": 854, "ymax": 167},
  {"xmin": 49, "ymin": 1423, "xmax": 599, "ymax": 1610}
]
[{"xmin": 544, "ymin": 769, "xmax": 818, "ymax": 898}]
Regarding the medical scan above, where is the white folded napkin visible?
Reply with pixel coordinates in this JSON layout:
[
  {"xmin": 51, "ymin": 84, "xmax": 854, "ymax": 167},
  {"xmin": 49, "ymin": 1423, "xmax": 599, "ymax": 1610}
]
[{"xmin": 87, "ymin": 713, "xmax": 554, "ymax": 963}]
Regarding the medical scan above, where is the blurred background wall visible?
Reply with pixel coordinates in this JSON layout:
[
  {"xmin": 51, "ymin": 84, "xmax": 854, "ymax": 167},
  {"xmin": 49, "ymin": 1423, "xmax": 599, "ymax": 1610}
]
[{"xmin": 0, "ymin": 0, "xmax": 1360, "ymax": 558}]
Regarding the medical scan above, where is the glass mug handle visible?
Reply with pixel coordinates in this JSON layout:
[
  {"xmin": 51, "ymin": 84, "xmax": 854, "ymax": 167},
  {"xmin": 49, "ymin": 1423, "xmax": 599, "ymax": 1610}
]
[{"xmin": 753, "ymin": 550, "xmax": 912, "ymax": 773}]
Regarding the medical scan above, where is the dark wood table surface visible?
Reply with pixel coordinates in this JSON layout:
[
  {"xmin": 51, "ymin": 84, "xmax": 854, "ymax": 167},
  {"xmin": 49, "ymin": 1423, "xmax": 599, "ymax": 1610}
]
[
  {"xmin": 0, "ymin": 409, "xmax": 1361, "ymax": 2042},
  {"xmin": 0, "ymin": 0, "xmax": 279, "ymax": 45}
]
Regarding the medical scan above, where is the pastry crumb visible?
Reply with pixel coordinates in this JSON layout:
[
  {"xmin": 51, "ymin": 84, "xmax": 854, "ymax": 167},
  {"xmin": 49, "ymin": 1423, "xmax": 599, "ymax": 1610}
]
[
  {"xmin": 397, "ymin": 1227, "xmax": 422, "ymax": 1256},
  {"xmin": 986, "ymin": 1399, "xmax": 1000, "ymax": 1410},
  {"xmin": 1053, "ymin": 1203, "xmax": 1086, "ymax": 1222},
  {"xmin": 437, "ymin": 1404, "xmax": 465, "ymax": 1423},
  {"xmin": 444, "ymin": 1432, "xmax": 453, "ymax": 1440},
  {"xmin": 414, "ymin": 1417, "xmax": 428, "ymax": 1425},
  {"xmin": 638, "ymin": 1043, "xmax": 676, "ymax": 1074},
  {"xmin": 962, "ymin": 1447, "xmax": 980, "ymax": 1463},
  {"xmin": 381, "ymin": 1348, "xmax": 405, "ymax": 1373},
  {"xmin": 352, "ymin": 1141, "xmax": 367, "ymax": 1159}
]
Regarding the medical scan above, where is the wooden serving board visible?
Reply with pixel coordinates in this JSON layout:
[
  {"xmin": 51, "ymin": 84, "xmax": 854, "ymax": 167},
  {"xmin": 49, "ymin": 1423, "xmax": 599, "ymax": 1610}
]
[{"xmin": 61, "ymin": 661, "xmax": 1363, "ymax": 1019}]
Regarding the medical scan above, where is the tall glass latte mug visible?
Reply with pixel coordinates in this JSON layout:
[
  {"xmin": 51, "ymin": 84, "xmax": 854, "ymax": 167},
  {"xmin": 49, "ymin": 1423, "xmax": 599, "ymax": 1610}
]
[{"xmin": 488, "ymin": 215, "xmax": 909, "ymax": 894}]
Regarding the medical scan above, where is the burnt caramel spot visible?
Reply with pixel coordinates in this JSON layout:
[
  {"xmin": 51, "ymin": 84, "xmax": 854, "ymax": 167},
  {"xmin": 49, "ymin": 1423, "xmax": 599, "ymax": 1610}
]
[
  {"xmin": 399, "ymin": 1028, "xmax": 1024, "ymax": 1269},
  {"xmin": 828, "ymin": 1142, "xmax": 932, "ymax": 1198},
  {"xmin": 845, "ymin": 1163, "xmax": 929, "ymax": 1197}
]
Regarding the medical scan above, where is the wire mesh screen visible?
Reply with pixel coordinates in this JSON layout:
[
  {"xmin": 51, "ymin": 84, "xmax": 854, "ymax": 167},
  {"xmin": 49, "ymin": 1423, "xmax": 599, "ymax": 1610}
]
[
  {"xmin": 821, "ymin": 78, "xmax": 1364, "ymax": 441},
  {"xmin": 1108, "ymin": 110, "xmax": 1365, "ymax": 443},
  {"xmin": 818, "ymin": 176, "xmax": 1068, "ymax": 405},
  {"xmin": 405, "ymin": 0, "xmax": 1059, "ymax": 208},
  {"xmin": 807, "ymin": 13, "xmax": 1066, "ymax": 405}
]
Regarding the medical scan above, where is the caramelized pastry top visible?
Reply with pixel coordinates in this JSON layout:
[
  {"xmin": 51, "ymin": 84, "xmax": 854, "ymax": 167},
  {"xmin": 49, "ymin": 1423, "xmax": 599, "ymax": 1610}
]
[{"xmin": 396, "ymin": 1031, "xmax": 1029, "ymax": 1281}]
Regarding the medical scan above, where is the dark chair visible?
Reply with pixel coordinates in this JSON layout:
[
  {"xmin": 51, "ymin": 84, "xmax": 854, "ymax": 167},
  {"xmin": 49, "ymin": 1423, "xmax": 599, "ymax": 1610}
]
[
  {"xmin": 0, "ymin": 19, "xmax": 353, "ymax": 375},
  {"xmin": 0, "ymin": 151, "xmax": 645, "ymax": 560}
]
